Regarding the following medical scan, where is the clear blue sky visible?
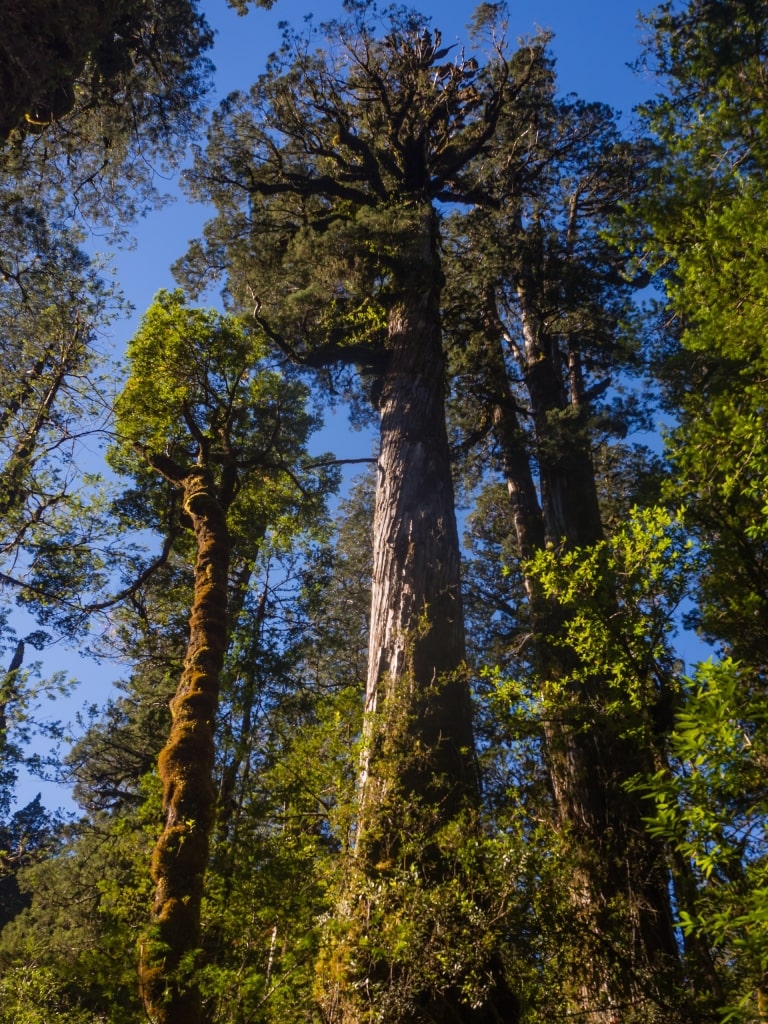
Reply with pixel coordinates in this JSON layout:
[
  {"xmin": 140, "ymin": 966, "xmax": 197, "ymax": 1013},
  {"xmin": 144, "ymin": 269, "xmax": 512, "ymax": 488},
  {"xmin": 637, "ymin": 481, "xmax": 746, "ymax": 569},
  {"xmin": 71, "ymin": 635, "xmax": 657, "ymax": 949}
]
[
  {"xmin": 116, "ymin": 0, "xmax": 655, "ymax": 320},
  {"xmin": 16, "ymin": 1, "xmax": 666, "ymax": 812}
]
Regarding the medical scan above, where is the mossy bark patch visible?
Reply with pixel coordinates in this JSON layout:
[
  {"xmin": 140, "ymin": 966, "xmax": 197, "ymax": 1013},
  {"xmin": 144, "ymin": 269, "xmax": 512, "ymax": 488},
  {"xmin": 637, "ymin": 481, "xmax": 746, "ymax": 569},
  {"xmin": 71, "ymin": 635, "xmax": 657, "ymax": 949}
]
[{"xmin": 139, "ymin": 467, "xmax": 230, "ymax": 1024}]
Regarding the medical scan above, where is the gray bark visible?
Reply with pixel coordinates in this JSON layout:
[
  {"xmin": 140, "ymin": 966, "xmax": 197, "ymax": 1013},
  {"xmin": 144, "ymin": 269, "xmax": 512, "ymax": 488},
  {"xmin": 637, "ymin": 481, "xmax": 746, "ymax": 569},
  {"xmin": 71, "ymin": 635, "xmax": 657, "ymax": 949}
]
[{"xmin": 357, "ymin": 208, "xmax": 478, "ymax": 868}]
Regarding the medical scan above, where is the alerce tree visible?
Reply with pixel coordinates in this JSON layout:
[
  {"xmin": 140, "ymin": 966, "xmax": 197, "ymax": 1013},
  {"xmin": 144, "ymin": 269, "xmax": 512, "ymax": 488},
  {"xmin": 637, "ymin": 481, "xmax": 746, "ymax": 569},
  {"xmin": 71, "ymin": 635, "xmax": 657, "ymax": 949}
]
[
  {"xmin": 443, "ymin": 87, "xmax": 683, "ymax": 1018},
  {"xmin": 176, "ymin": 3, "xmax": 545, "ymax": 1018}
]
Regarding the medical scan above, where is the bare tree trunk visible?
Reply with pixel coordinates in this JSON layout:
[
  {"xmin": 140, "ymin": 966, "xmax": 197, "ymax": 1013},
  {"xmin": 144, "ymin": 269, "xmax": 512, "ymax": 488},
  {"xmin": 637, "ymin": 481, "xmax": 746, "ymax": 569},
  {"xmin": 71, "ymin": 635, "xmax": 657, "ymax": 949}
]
[
  {"xmin": 324, "ymin": 209, "xmax": 518, "ymax": 1024},
  {"xmin": 139, "ymin": 465, "xmax": 230, "ymax": 1024},
  {"xmin": 356, "ymin": 214, "xmax": 477, "ymax": 869}
]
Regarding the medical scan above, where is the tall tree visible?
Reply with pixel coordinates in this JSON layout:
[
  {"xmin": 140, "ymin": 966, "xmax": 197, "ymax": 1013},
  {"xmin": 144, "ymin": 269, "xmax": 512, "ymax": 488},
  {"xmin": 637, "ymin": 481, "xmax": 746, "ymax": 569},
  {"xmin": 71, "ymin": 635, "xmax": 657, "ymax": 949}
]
[
  {"xmin": 109, "ymin": 290, "xmax": 333, "ymax": 1024},
  {"xmin": 0, "ymin": 0, "xmax": 216, "ymax": 822},
  {"xmin": 632, "ymin": 1, "xmax": 768, "ymax": 1017},
  {"xmin": 443, "ymin": 87, "xmax": 683, "ymax": 1018},
  {"xmin": 176, "ymin": 4, "xmax": 543, "ymax": 1018},
  {"xmin": 638, "ymin": 0, "xmax": 768, "ymax": 674}
]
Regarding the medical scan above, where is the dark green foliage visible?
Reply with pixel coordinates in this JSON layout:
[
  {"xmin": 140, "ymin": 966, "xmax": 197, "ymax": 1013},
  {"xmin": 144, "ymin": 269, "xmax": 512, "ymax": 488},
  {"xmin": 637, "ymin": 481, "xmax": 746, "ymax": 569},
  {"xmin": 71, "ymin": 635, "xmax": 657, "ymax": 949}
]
[
  {"xmin": 175, "ymin": 2, "xmax": 549, "ymax": 367},
  {"xmin": 0, "ymin": 795, "xmax": 62, "ymax": 930},
  {"xmin": 444, "ymin": 92, "xmax": 651, "ymax": 518},
  {"xmin": 637, "ymin": 658, "xmax": 768, "ymax": 1020},
  {"xmin": 0, "ymin": 0, "xmax": 213, "ymax": 140},
  {"xmin": 0, "ymin": 0, "xmax": 215, "ymax": 649},
  {"xmin": 637, "ymin": 0, "xmax": 768, "ymax": 671},
  {"xmin": 628, "ymin": 1, "xmax": 768, "ymax": 1017},
  {"xmin": 0, "ymin": 784, "xmax": 159, "ymax": 1024},
  {"xmin": 0, "ymin": 194, "xmax": 116, "ymax": 597}
]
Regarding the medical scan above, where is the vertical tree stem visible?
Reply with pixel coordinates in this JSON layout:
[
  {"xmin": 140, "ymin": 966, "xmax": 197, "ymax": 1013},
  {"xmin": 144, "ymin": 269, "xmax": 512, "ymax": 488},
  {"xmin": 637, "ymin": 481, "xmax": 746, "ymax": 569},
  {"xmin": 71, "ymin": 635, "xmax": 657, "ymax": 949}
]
[{"xmin": 139, "ymin": 467, "xmax": 230, "ymax": 1024}]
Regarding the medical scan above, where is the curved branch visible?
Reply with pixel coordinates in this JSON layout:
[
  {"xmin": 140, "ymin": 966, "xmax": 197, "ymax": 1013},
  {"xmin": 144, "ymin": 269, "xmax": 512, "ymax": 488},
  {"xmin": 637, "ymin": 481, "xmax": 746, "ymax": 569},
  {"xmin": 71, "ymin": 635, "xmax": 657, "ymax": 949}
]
[
  {"xmin": 181, "ymin": 399, "xmax": 208, "ymax": 462},
  {"xmin": 244, "ymin": 170, "xmax": 377, "ymax": 207},
  {"xmin": 253, "ymin": 312, "xmax": 387, "ymax": 373},
  {"xmin": 84, "ymin": 529, "xmax": 179, "ymax": 613}
]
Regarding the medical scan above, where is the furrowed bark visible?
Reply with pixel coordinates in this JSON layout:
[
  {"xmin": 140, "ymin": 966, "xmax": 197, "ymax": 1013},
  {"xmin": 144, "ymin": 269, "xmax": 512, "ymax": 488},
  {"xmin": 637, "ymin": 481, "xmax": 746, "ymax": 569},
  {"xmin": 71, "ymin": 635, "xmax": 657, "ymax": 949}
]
[
  {"xmin": 356, "ymin": 211, "xmax": 478, "ymax": 870},
  {"xmin": 324, "ymin": 209, "xmax": 518, "ymax": 1024}
]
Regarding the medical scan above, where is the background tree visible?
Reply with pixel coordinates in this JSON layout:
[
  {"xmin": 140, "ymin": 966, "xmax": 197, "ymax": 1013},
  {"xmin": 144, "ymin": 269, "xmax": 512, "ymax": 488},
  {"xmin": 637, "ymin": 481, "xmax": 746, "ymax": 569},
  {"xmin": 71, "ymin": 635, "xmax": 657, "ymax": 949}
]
[
  {"xmin": 0, "ymin": 203, "xmax": 113, "ymax": 900},
  {"xmin": 631, "ymin": 1, "xmax": 768, "ymax": 1017},
  {"xmin": 0, "ymin": 0, "xmax": 217, "ymax": 827},
  {"xmin": 0, "ymin": 473, "xmax": 371, "ymax": 1024},
  {"xmin": 0, "ymin": 197, "xmax": 118, "ymax": 599},
  {"xmin": 442, "ymin": 82, "xmax": 684, "ymax": 1018},
  {"xmin": 638, "ymin": 0, "xmax": 768, "ymax": 674}
]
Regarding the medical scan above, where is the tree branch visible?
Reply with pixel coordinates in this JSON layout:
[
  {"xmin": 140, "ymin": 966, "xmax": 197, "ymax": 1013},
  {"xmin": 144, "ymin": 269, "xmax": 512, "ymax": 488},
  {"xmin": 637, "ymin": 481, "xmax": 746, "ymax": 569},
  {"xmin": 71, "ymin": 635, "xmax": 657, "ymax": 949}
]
[{"xmin": 84, "ymin": 529, "xmax": 179, "ymax": 613}]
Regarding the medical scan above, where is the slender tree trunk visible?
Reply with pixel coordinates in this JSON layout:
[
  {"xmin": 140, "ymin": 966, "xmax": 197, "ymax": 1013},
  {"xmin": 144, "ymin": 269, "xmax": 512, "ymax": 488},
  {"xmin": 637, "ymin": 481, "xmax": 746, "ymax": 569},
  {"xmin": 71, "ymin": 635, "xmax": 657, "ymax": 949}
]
[
  {"xmin": 0, "ymin": 640, "xmax": 24, "ymax": 772},
  {"xmin": 491, "ymin": 310, "xmax": 680, "ymax": 1018},
  {"xmin": 0, "ymin": 340, "xmax": 76, "ymax": 517},
  {"xmin": 139, "ymin": 465, "xmax": 230, "ymax": 1024},
  {"xmin": 213, "ymin": 582, "xmax": 266, "ymax": 853}
]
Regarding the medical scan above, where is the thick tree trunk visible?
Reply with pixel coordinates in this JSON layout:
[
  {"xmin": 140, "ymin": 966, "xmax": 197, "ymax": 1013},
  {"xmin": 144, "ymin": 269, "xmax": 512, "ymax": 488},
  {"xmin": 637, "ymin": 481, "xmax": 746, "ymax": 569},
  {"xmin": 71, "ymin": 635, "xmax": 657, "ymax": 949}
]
[
  {"xmin": 139, "ymin": 466, "xmax": 230, "ymax": 1024},
  {"xmin": 356, "ymin": 214, "xmax": 477, "ymax": 870},
  {"xmin": 323, "ymin": 210, "xmax": 518, "ymax": 1024}
]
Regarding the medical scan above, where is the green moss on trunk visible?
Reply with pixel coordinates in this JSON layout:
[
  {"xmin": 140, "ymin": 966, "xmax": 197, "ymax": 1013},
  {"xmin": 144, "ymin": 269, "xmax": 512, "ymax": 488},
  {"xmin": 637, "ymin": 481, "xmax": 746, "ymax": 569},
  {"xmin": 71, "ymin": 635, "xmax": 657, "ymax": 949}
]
[{"xmin": 139, "ymin": 468, "xmax": 230, "ymax": 1024}]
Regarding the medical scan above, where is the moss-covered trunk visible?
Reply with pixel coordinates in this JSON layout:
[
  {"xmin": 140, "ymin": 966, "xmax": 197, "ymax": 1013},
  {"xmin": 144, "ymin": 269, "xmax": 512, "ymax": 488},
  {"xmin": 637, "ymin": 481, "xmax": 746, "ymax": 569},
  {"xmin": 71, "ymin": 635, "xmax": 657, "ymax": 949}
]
[{"xmin": 139, "ymin": 465, "xmax": 230, "ymax": 1024}]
